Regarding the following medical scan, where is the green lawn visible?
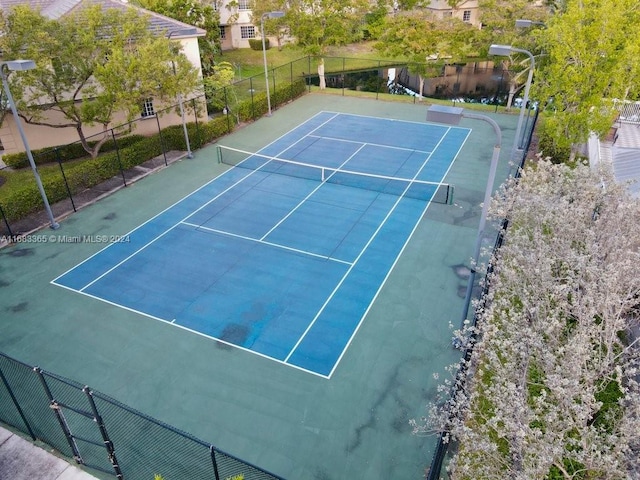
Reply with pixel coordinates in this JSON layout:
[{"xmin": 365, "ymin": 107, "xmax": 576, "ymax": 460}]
[{"xmin": 218, "ymin": 41, "xmax": 398, "ymax": 79}]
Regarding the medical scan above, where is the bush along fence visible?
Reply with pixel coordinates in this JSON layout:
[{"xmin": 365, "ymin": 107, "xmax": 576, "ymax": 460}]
[
  {"xmin": 0, "ymin": 351, "xmax": 285, "ymax": 480},
  {"xmin": 0, "ymin": 69, "xmax": 307, "ymax": 239}
]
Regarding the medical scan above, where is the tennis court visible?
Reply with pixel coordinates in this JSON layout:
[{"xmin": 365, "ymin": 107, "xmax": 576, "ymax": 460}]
[
  {"xmin": 52, "ymin": 111, "xmax": 469, "ymax": 378},
  {"xmin": 0, "ymin": 94, "xmax": 518, "ymax": 479}
]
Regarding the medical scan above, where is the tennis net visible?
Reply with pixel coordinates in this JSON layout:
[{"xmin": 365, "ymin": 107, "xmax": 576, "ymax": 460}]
[{"xmin": 216, "ymin": 145, "xmax": 454, "ymax": 204}]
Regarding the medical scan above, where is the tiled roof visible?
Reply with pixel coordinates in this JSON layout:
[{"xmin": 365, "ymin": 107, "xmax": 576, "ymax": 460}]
[{"xmin": 0, "ymin": 0, "xmax": 206, "ymax": 37}]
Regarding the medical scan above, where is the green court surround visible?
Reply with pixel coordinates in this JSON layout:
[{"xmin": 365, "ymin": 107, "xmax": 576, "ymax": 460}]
[{"xmin": 0, "ymin": 94, "xmax": 518, "ymax": 479}]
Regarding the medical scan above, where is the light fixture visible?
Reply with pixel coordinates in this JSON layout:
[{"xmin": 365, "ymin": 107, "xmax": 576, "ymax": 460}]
[
  {"xmin": 261, "ymin": 11, "xmax": 285, "ymax": 116},
  {"xmin": 427, "ymin": 105, "xmax": 502, "ymax": 323},
  {"xmin": 489, "ymin": 44, "xmax": 535, "ymax": 161},
  {"xmin": 168, "ymin": 28, "xmax": 199, "ymax": 159},
  {"xmin": 0, "ymin": 60, "xmax": 59, "ymax": 230}
]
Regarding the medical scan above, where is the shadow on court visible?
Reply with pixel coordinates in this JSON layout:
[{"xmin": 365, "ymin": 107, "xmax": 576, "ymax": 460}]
[{"xmin": 0, "ymin": 94, "xmax": 518, "ymax": 479}]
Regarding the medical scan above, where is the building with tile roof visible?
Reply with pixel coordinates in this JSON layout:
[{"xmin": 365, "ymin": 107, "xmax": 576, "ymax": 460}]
[{"xmin": 0, "ymin": 0, "xmax": 206, "ymax": 155}]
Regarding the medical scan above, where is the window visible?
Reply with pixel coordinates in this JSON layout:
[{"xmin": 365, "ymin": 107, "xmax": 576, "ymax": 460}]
[
  {"xmin": 238, "ymin": 0, "xmax": 251, "ymax": 10},
  {"xmin": 463, "ymin": 10, "xmax": 471, "ymax": 22},
  {"xmin": 219, "ymin": 26, "xmax": 226, "ymax": 39},
  {"xmin": 141, "ymin": 98, "xmax": 155, "ymax": 118},
  {"xmin": 240, "ymin": 26, "xmax": 255, "ymax": 39}
]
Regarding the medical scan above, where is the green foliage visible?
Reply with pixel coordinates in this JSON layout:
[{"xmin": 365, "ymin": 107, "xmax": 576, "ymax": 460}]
[
  {"xmin": 130, "ymin": 0, "xmax": 221, "ymax": 76},
  {"xmin": 248, "ymin": 38, "xmax": 268, "ymax": 51},
  {"xmin": 0, "ymin": 78, "xmax": 306, "ymax": 223},
  {"xmin": 374, "ymin": 12, "xmax": 479, "ymax": 85},
  {"xmin": 537, "ymin": 119, "xmax": 572, "ymax": 164},
  {"xmin": 2, "ymin": 135, "xmax": 146, "ymax": 169},
  {"xmin": 285, "ymin": 0, "xmax": 372, "ymax": 56},
  {"xmin": 591, "ymin": 379, "xmax": 624, "ymax": 431},
  {"xmin": 533, "ymin": 0, "xmax": 640, "ymax": 147},
  {"xmin": 0, "ymin": 116, "xmax": 232, "ymax": 222},
  {"xmin": 0, "ymin": 4, "xmax": 201, "ymax": 158}
]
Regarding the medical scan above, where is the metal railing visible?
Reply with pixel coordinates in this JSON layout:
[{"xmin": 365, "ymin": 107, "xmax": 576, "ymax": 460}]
[{"xmin": 0, "ymin": 351, "xmax": 284, "ymax": 480}]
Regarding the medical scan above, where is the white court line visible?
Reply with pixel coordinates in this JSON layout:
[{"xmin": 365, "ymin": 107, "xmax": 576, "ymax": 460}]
[
  {"xmin": 51, "ymin": 111, "xmax": 339, "ymax": 289},
  {"xmin": 326, "ymin": 125, "xmax": 472, "ymax": 378},
  {"xmin": 306, "ymin": 134, "xmax": 431, "ymax": 154},
  {"xmin": 52, "ymin": 109, "xmax": 471, "ymax": 378},
  {"xmin": 181, "ymin": 221, "xmax": 352, "ymax": 265},
  {"xmin": 53, "ymin": 283, "xmax": 331, "ymax": 379},
  {"xmin": 284, "ymin": 124, "xmax": 468, "ymax": 369},
  {"xmin": 259, "ymin": 143, "xmax": 368, "ymax": 241}
]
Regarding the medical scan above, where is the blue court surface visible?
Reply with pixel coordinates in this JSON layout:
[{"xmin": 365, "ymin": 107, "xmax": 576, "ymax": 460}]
[{"xmin": 52, "ymin": 111, "xmax": 469, "ymax": 377}]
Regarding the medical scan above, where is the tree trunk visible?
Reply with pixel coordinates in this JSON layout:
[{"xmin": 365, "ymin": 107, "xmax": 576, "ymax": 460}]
[{"xmin": 318, "ymin": 60, "xmax": 326, "ymax": 90}]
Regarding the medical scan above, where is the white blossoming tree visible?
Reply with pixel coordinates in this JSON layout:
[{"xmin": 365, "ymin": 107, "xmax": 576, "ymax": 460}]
[{"xmin": 420, "ymin": 160, "xmax": 640, "ymax": 479}]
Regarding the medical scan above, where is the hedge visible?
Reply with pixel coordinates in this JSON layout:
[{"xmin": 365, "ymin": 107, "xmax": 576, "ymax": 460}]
[
  {"xmin": 248, "ymin": 38, "xmax": 269, "ymax": 51},
  {"xmin": 2, "ymin": 134, "xmax": 146, "ymax": 169}
]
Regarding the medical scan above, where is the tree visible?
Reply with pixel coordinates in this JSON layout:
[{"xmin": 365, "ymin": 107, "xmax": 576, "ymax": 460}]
[
  {"xmin": 375, "ymin": 12, "xmax": 477, "ymax": 99},
  {"xmin": 250, "ymin": 0, "xmax": 290, "ymax": 50},
  {"xmin": 203, "ymin": 61, "xmax": 237, "ymax": 120},
  {"xmin": 285, "ymin": 0, "xmax": 372, "ymax": 89},
  {"xmin": 0, "ymin": 5, "xmax": 201, "ymax": 158},
  {"xmin": 131, "ymin": 0, "xmax": 221, "ymax": 76},
  {"xmin": 419, "ymin": 161, "xmax": 640, "ymax": 479},
  {"xmin": 533, "ymin": 0, "xmax": 640, "ymax": 155}
]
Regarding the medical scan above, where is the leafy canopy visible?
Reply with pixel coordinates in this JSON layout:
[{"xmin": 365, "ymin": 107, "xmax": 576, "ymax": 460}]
[
  {"xmin": 130, "ymin": 0, "xmax": 220, "ymax": 76},
  {"xmin": 0, "ymin": 4, "xmax": 201, "ymax": 158},
  {"xmin": 534, "ymin": 0, "xmax": 640, "ymax": 149}
]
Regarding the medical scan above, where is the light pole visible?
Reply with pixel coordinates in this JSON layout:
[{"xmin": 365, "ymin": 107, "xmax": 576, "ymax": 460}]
[
  {"xmin": 167, "ymin": 28, "xmax": 198, "ymax": 159},
  {"xmin": 261, "ymin": 11, "xmax": 285, "ymax": 116},
  {"xmin": 0, "ymin": 60, "xmax": 59, "ymax": 230},
  {"xmin": 489, "ymin": 44, "xmax": 534, "ymax": 163},
  {"xmin": 426, "ymin": 105, "xmax": 502, "ymax": 324}
]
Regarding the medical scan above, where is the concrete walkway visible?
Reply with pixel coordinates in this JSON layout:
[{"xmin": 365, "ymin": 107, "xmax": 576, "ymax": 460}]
[{"xmin": 0, "ymin": 427, "xmax": 99, "ymax": 480}]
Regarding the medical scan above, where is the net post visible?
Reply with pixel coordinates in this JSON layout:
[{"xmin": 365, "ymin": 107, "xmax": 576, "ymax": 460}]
[
  {"xmin": 447, "ymin": 185, "xmax": 454, "ymax": 205},
  {"xmin": 216, "ymin": 145, "xmax": 222, "ymax": 164}
]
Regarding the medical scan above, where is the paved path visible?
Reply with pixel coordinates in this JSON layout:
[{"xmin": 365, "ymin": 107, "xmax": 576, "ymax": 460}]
[{"xmin": 0, "ymin": 427, "xmax": 99, "ymax": 480}]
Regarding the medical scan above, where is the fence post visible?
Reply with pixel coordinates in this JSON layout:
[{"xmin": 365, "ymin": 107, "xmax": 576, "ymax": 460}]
[
  {"xmin": 224, "ymin": 88, "xmax": 232, "ymax": 134},
  {"xmin": 192, "ymin": 98, "xmax": 202, "ymax": 148},
  {"xmin": 82, "ymin": 387, "xmax": 124, "ymax": 480},
  {"xmin": 249, "ymin": 77, "xmax": 255, "ymax": 121},
  {"xmin": 55, "ymin": 149, "xmax": 76, "ymax": 213},
  {"xmin": 0, "ymin": 364, "xmax": 36, "ymax": 440},
  {"xmin": 209, "ymin": 445, "xmax": 221, "ymax": 480},
  {"xmin": 34, "ymin": 367, "xmax": 84, "ymax": 464},
  {"xmin": 111, "ymin": 130, "xmax": 127, "ymax": 187},
  {"xmin": 271, "ymin": 65, "xmax": 276, "ymax": 111},
  {"xmin": 155, "ymin": 115, "xmax": 168, "ymax": 166},
  {"xmin": 290, "ymin": 61, "xmax": 294, "ymax": 102},
  {"xmin": 0, "ymin": 204, "xmax": 13, "ymax": 238},
  {"xmin": 376, "ymin": 60, "xmax": 382, "ymax": 100}
]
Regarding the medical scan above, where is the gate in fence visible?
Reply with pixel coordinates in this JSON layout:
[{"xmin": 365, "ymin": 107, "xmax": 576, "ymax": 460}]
[{"xmin": 0, "ymin": 352, "xmax": 284, "ymax": 480}]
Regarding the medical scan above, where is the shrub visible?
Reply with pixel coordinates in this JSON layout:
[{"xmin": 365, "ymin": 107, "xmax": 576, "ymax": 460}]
[
  {"xmin": 248, "ymin": 38, "xmax": 268, "ymax": 51},
  {"xmin": 2, "ymin": 134, "xmax": 146, "ymax": 168}
]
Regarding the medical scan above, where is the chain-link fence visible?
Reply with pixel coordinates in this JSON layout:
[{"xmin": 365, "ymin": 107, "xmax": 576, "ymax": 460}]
[
  {"xmin": 613, "ymin": 99, "xmax": 640, "ymax": 124},
  {"xmin": 425, "ymin": 110, "xmax": 539, "ymax": 480},
  {"xmin": 0, "ymin": 56, "xmax": 514, "ymax": 243},
  {"xmin": 0, "ymin": 63, "xmax": 307, "ymax": 241},
  {"xmin": 0, "ymin": 351, "xmax": 285, "ymax": 480}
]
